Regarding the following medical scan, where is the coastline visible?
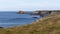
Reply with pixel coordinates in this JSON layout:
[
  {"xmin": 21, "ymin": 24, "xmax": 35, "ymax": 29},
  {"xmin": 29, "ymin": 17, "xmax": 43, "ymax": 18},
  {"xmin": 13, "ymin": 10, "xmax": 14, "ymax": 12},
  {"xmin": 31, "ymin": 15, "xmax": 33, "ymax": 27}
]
[{"xmin": 0, "ymin": 11, "xmax": 60, "ymax": 34}]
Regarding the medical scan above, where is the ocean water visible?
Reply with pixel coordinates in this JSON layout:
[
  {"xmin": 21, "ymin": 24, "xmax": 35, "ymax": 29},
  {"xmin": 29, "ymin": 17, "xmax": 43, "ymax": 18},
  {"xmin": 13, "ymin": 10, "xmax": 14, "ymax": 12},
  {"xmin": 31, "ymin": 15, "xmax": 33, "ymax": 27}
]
[{"xmin": 0, "ymin": 12, "xmax": 40, "ymax": 27}]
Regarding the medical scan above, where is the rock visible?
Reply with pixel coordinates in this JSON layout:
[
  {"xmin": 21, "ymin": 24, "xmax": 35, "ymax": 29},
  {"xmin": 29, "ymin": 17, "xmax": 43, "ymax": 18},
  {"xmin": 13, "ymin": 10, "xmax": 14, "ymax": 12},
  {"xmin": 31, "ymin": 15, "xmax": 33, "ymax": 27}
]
[
  {"xmin": 17, "ymin": 11, "xmax": 25, "ymax": 14},
  {"xmin": 0, "ymin": 27, "xmax": 3, "ymax": 28},
  {"xmin": 32, "ymin": 17, "xmax": 38, "ymax": 18}
]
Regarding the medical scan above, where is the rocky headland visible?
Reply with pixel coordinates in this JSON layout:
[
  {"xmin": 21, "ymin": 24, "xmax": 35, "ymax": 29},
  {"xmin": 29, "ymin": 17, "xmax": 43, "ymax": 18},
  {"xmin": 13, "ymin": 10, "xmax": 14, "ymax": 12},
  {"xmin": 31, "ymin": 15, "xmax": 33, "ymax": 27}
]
[{"xmin": 17, "ymin": 10, "xmax": 60, "ymax": 17}]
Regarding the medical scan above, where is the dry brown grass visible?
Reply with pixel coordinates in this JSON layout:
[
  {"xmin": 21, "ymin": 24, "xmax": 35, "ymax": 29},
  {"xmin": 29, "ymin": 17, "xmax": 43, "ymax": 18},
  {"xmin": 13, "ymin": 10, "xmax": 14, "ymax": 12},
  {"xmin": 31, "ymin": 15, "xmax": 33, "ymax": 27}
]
[{"xmin": 0, "ymin": 14, "xmax": 60, "ymax": 34}]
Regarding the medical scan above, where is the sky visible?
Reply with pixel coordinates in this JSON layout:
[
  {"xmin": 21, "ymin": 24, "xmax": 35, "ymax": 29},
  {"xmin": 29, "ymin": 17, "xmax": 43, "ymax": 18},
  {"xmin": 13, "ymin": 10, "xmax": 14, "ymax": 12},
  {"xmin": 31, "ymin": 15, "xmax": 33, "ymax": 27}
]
[{"xmin": 0, "ymin": 0, "xmax": 60, "ymax": 11}]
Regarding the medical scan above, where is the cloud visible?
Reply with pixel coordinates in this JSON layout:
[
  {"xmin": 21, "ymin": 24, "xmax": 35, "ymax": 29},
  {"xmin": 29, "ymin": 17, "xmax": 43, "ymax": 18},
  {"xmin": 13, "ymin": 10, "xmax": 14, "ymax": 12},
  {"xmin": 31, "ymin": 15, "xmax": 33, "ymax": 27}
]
[{"xmin": 0, "ymin": 0, "xmax": 60, "ymax": 11}]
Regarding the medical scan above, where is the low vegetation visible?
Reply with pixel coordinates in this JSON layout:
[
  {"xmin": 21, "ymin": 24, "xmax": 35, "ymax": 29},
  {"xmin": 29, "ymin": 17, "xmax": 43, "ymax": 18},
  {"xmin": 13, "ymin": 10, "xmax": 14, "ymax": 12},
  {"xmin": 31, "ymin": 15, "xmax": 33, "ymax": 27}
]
[{"xmin": 0, "ymin": 14, "xmax": 60, "ymax": 34}]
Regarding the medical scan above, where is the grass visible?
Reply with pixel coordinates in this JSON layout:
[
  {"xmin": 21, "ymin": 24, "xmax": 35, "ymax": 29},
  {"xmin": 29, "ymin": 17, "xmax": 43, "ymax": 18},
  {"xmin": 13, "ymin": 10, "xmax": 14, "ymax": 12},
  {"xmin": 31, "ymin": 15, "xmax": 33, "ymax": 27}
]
[{"xmin": 0, "ymin": 14, "xmax": 60, "ymax": 34}]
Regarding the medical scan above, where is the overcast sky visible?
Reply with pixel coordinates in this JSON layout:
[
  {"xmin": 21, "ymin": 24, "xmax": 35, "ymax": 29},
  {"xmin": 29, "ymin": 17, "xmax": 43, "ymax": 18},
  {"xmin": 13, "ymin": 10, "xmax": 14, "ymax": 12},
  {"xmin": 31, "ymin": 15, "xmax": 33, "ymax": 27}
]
[{"xmin": 0, "ymin": 0, "xmax": 60, "ymax": 11}]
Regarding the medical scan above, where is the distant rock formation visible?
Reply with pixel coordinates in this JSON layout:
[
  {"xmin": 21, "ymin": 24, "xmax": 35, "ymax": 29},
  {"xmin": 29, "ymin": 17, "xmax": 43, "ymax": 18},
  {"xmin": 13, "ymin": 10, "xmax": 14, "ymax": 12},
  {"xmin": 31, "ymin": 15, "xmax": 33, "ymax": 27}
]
[
  {"xmin": 17, "ymin": 10, "xmax": 60, "ymax": 17},
  {"xmin": 17, "ymin": 11, "xmax": 25, "ymax": 14}
]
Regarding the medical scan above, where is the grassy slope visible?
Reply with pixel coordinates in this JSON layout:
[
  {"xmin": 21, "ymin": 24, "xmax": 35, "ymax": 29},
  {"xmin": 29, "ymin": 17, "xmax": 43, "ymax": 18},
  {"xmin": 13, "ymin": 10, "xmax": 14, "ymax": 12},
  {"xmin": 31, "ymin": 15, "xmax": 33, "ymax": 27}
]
[{"xmin": 0, "ymin": 14, "xmax": 60, "ymax": 34}]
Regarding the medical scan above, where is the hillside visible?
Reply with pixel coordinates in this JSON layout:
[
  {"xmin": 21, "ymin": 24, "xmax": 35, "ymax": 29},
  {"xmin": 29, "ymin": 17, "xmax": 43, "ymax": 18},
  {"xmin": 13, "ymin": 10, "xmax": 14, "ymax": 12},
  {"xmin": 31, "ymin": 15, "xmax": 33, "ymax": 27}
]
[{"xmin": 0, "ymin": 14, "xmax": 60, "ymax": 34}]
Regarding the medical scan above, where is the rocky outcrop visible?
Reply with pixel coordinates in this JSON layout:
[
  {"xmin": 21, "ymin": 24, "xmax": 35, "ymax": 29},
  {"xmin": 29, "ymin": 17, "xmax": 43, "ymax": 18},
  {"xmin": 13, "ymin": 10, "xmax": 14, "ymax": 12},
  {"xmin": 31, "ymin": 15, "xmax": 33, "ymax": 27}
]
[
  {"xmin": 17, "ymin": 11, "xmax": 25, "ymax": 14},
  {"xmin": 17, "ymin": 10, "xmax": 60, "ymax": 17},
  {"xmin": 17, "ymin": 11, "xmax": 32, "ymax": 14},
  {"xmin": 17, "ymin": 10, "xmax": 52, "ymax": 15}
]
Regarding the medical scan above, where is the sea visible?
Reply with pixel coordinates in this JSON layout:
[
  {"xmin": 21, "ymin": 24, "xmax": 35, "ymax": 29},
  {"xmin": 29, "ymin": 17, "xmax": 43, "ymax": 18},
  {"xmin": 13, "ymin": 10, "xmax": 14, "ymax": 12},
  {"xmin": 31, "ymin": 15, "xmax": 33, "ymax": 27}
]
[{"xmin": 0, "ymin": 12, "xmax": 40, "ymax": 28}]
